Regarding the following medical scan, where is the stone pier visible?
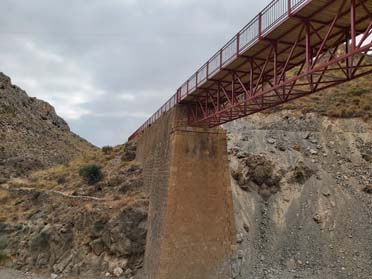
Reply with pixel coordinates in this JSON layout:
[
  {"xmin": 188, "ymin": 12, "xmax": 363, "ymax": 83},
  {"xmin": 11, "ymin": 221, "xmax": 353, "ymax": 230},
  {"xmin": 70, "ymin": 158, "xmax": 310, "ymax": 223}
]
[{"xmin": 136, "ymin": 106, "xmax": 236, "ymax": 279}]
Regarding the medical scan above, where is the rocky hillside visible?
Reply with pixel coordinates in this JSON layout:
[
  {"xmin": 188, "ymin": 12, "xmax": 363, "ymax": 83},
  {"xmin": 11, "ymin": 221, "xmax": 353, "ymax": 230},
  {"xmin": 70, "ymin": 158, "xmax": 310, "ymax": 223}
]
[
  {"xmin": 0, "ymin": 73, "xmax": 94, "ymax": 180},
  {"xmin": 0, "ymin": 73, "xmax": 147, "ymax": 278},
  {"xmin": 226, "ymin": 111, "xmax": 372, "ymax": 279},
  {"xmin": 0, "ymin": 143, "xmax": 147, "ymax": 278}
]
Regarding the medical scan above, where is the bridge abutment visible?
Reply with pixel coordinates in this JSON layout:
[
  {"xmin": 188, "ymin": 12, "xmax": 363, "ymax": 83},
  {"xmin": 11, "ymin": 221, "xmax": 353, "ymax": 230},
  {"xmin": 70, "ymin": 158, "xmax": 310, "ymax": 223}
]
[{"xmin": 136, "ymin": 106, "xmax": 236, "ymax": 279}]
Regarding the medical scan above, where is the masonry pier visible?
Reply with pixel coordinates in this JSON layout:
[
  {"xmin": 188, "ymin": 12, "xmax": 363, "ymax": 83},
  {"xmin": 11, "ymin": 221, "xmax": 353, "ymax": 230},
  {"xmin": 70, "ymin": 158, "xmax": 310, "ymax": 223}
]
[{"xmin": 136, "ymin": 106, "xmax": 236, "ymax": 279}]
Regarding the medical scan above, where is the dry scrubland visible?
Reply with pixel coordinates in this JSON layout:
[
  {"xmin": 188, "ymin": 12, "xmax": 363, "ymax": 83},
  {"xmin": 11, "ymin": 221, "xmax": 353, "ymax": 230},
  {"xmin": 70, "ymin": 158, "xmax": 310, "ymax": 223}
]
[
  {"xmin": 273, "ymin": 71, "xmax": 372, "ymax": 119},
  {"xmin": 0, "ymin": 144, "xmax": 147, "ymax": 278}
]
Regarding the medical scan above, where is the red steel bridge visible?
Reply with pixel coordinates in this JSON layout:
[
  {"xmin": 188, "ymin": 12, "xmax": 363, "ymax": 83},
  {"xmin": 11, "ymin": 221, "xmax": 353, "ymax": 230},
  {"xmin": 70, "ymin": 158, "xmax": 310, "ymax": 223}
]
[{"xmin": 129, "ymin": 0, "xmax": 372, "ymax": 141}]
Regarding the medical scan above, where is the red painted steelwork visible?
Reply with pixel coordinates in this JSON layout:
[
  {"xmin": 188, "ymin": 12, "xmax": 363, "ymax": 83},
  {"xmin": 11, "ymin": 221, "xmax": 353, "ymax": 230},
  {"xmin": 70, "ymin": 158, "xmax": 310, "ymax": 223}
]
[{"xmin": 128, "ymin": 0, "xmax": 372, "ymax": 141}]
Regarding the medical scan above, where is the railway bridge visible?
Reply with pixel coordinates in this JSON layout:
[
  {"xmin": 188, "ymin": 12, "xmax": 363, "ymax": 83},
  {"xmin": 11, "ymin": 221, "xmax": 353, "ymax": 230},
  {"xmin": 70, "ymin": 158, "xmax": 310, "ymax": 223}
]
[{"xmin": 130, "ymin": 1, "xmax": 372, "ymax": 278}]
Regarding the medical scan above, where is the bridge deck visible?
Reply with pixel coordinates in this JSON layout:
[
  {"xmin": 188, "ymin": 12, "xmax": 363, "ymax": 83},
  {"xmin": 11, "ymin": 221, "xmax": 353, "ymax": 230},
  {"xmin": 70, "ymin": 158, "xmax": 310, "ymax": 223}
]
[{"xmin": 129, "ymin": 0, "xmax": 372, "ymax": 140}]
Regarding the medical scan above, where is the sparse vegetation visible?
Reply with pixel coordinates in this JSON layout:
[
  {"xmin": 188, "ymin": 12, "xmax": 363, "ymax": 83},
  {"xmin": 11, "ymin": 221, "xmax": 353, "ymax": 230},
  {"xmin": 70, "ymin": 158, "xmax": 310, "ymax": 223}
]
[
  {"xmin": 79, "ymin": 164, "xmax": 103, "ymax": 185},
  {"xmin": 231, "ymin": 154, "xmax": 281, "ymax": 198},
  {"xmin": 350, "ymin": 87, "xmax": 369, "ymax": 96},
  {"xmin": 0, "ymin": 252, "xmax": 9, "ymax": 263},
  {"xmin": 102, "ymin": 146, "xmax": 114, "ymax": 154},
  {"xmin": 30, "ymin": 231, "xmax": 50, "ymax": 251},
  {"xmin": 57, "ymin": 175, "xmax": 67, "ymax": 185},
  {"xmin": 0, "ymin": 103, "xmax": 17, "ymax": 115},
  {"xmin": 363, "ymin": 104, "xmax": 371, "ymax": 111},
  {"xmin": 363, "ymin": 185, "xmax": 372, "ymax": 194},
  {"xmin": 0, "ymin": 238, "xmax": 8, "ymax": 250},
  {"xmin": 122, "ymin": 143, "xmax": 136, "ymax": 161},
  {"xmin": 93, "ymin": 220, "xmax": 106, "ymax": 234},
  {"xmin": 270, "ymin": 71, "xmax": 372, "ymax": 119},
  {"xmin": 352, "ymin": 98, "xmax": 360, "ymax": 105},
  {"xmin": 290, "ymin": 162, "xmax": 314, "ymax": 184},
  {"xmin": 231, "ymin": 169, "xmax": 243, "ymax": 184},
  {"xmin": 252, "ymin": 164, "xmax": 273, "ymax": 186}
]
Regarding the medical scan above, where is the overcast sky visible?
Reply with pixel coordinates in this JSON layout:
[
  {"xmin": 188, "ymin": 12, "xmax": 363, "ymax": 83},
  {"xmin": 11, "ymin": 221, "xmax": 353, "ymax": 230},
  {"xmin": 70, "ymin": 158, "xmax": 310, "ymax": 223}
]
[{"xmin": 0, "ymin": 0, "xmax": 265, "ymax": 146}]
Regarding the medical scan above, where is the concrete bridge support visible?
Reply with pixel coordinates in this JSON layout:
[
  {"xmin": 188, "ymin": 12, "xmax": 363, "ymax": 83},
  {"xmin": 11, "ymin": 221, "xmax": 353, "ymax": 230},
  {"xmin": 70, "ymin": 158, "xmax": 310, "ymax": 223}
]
[{"xmin": 136, "ymin": 106, "xmax": 236, "ymax": 279}]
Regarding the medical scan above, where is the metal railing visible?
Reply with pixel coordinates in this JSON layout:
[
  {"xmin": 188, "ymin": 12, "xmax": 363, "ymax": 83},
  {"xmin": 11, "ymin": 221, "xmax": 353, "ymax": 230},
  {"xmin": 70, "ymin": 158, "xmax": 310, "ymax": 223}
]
[{"xmin": 128, "ymin": 0, "xmax": 310, "ymax": 141}]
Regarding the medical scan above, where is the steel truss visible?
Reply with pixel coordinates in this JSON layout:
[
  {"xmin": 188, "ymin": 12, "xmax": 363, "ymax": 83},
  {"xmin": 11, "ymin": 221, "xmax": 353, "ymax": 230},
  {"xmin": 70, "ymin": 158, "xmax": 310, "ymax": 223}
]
[{"xmin": 186, "ymin": 0, "xmax": 372, "ymax": 127}]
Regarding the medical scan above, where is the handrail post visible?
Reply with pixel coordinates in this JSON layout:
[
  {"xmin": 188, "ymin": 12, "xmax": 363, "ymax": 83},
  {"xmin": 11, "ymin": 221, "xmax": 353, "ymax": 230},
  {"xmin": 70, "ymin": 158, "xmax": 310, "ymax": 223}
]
[
  {"xmin": 273, "ymin": 40, "xmax": 278, "ymax": 85},
  {"xmin": 219, "ymin": 49, "xmax": 223, "ymax": 69},
  {"xmin": 288, "ymin": 0, "xmax": 292, "ymax": 16},
  {"xmin": 206, "ymin": 61, "xmax": 209, "ymax": 80},
  {"xmin": 258, "ymin": 12, "xmax": 262, "ymax": 39},
  {"xmin": 177, "ymin": 88, "xmax": 181, "ymax": 103},
  {"xmin": 237, "ymin": 33, "xmax": 240, "ymax": 56}
]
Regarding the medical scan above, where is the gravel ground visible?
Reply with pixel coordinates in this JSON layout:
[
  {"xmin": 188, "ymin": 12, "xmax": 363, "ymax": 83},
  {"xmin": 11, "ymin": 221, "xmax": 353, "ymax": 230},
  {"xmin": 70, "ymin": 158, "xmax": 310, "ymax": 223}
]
[
  {"xmin": 0, "ymin": 269, "xmax": 104, "ymax": 279},
  {"xmin": 0, "ymin": 269, "xmax": 48, "ymax": 279},
  {"xmin": 0, "ymin": 269, "xmax": 143, "ymax": 279}
]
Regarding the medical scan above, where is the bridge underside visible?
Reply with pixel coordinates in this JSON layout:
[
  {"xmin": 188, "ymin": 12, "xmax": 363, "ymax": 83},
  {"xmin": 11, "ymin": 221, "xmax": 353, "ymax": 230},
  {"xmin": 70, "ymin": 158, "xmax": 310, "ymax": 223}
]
[{"xmin": 183, "ymin": 0, "xmax": 372, "ymax": 127}]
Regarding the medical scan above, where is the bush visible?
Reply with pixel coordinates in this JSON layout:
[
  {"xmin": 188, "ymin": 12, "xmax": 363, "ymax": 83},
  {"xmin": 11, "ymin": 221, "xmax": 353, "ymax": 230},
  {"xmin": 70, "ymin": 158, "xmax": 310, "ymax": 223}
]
[
  {"xmin": 0, "ymin": 104, "xmax": 16, "ymax": 115},
  {"xmin": 30, "ymin": 231, "xmax": 49, "ymax": 251},
  {"xmin": 290, "ymin": 162, "xmax": 314, "ymax": 184},
  {"xmin": 121, "ymin": 143, "xmax": 136, "ymax": 161},
  {"xmin": 363, "ymin": 104, "xmax": 371, "ymax": 111},
  {"xmin": 349, "ymin": 88, "xmax": 369, "ymax": 96},
  {"xmin": 352, "ymin": 98, "xmax": 360, "ymax": 105},
  {"xmin": 253, "ymin": 165, "xmax": 273, "ymax": 186},
  {"xmin": 102, "ymin": 146, "xmax": 113, "ymax": 154},
  {"xmin": 0, "ymin": 252, "xmax": 9, "ymax": 263},
  {"xmin": 0, "ymin": 238, "xmax": 7, "ymax": 250},
  {"xmin": 93, "ymin": 220, "xmax": 105, "ymax": 233},
  {"xmin": 363, "ymin": 185, "xmax": 372, "ymax": 194},
  {"xmin": 79, "ymin": 164, "xmax": 103, "ymax": 185},
  {"xmin": 91, "ymin": 220, "xmax": 107, "ymax": 237},
  {"xmin": 57, "ymin": 176, "xmax": 66, "ymax": 185}
]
